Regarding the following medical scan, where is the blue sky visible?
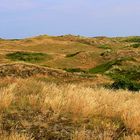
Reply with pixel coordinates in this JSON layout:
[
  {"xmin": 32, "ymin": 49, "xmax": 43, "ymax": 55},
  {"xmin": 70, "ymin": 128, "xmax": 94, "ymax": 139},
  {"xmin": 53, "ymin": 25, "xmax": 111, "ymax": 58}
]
[{"xmin": 0, "ymin": 0, "xmax": 140, "ymax": 38}]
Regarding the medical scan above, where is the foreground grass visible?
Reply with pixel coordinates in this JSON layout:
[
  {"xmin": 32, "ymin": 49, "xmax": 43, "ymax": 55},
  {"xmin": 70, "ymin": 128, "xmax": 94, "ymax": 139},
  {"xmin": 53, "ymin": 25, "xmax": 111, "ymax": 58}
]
[{"xmin": 0, "ymin": 78, "xmax": 140, "ymax": 139}]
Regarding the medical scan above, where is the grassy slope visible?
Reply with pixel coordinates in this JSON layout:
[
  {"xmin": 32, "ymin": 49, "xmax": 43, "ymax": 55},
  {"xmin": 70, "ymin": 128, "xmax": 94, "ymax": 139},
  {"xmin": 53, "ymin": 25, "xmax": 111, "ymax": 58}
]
[
  {"xmin": 0, "ymin": 78, "xmax": 140, "ymax": 140},
  {"xmin": 0, "ymin": 35, "xmax": 139, "ymax": 85},
  {"xmin": 0, "ymin": 35, "xmax": 140, "ymax": 139},
  {"xmin": 0, "ymin": 35, "xmax": 139, "ymax": 69},
  {"xmin": 0, "ymin": 36, "xmax": 139, "ymax": 65}
]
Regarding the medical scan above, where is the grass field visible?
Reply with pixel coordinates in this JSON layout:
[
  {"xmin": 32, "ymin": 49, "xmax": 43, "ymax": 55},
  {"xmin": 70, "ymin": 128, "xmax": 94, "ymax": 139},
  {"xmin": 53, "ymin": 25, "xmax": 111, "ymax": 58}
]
[
  {"xmin": 0, "ymin": 78, "xmax": 140, "ymax": 140},
  {"xmin": 0, "ymin": 35, "xmax": 140, "ymax": 139}
]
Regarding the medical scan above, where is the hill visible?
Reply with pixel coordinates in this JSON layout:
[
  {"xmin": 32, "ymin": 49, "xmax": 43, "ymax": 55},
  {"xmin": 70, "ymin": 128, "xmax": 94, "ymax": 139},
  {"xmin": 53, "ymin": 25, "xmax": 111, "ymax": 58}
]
[
  {"xmin": 0, "ymin": 35, "xmax": 140, "ymax": 139},
  {"xmin": 0, "ymin": 35, "xmax": 139, "ymax": 90}
]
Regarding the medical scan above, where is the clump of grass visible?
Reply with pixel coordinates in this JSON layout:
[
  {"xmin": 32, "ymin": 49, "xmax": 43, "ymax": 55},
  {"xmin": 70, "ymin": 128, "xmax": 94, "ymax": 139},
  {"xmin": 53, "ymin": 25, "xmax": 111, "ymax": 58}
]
[
  {"xmin": 124, "ymin": 135, "xmax": 140, "ymax": 140},
  {"xmin": 6, "ymin": 52, "xmax": 49, "ymax": 63},
  {"xmin": 0, "ymin": 84, "xmax": 15, "ymax": 112},
  {"xmin": 98, "ymin": 44, "xmax": 110, "ymax": 49},
  {"xmin": 0, "ymin": 132, "xmax": 33, "ymax": 140}
]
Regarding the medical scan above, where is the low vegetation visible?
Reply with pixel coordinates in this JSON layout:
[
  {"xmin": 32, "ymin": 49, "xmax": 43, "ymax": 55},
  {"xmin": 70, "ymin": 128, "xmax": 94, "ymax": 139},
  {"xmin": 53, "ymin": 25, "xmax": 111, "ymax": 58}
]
[
  {"xmin": 6, "ymin": 52, "xmax": 49, "ymax": 63},
  {"xmin": 0, "ymin": 34, "xmax": 139, "ymax": 139},
  {"xmin": 124, "ymin": 36, "xmax": 140, "ymax": 43},
  {"xmin": 54, "ymin": 34, "xmax": 95, "ymax": 45},
  {"xmin": 0, "ymin": 79, "xmax": 140, "ymax": 139},
  {"xmin": 98, "ymin": 44, "xmax": 110, "ymax": 49},
  {"xmin": 88, "ymin": 59, "xmax": 123, "ymax": 74},
  {"xmin": 130, "ymin": 43, "xmax": 140, "ymax": 48},
  {"xmin": 110, "ymin": 76, "xmax": 140, "ymax": 91},
  {"xmin": 108, "ymin": 67, "xmax": 140, "ymax": 91}
]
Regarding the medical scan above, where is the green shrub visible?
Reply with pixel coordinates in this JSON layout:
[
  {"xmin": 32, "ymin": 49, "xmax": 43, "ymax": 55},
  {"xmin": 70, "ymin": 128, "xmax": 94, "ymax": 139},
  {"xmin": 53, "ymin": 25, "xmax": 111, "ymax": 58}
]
[
  {"xmin": 6, "ymin": 52, "xmax": 48, "ymax": 63},
  {"xmin": 130, "ymin": 43, "xmax": 140, "ymax": 48},
  {"xmin": 120, "ymin": 70, "xmax": 140, "ymax": 80},
  {"xmin": 107, "ymin": 68, "xmax": 140, "ymax": 91},
  {"xmin": 111, "ymin": 78, "xmax": 140, "ymax": 91},
  {"xmin": 109, "ymin": 68, "xmax": 140, "ymax": 81}
]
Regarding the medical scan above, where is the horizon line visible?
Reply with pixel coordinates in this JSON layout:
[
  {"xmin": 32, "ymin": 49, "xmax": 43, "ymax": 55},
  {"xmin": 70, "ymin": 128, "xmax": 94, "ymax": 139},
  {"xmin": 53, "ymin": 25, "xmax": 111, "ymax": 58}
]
[{"xmin": 1, "ymin": 34, "xmax": 140, "ymax": 40}]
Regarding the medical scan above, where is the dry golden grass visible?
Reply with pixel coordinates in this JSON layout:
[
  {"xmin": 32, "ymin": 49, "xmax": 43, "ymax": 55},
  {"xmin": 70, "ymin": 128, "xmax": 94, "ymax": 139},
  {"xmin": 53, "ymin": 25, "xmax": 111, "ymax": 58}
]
[
  {"xmin": 0, "ymin": 78, "xmax": 139, "ymax": 139},
  {"xmin": 0, "ymin": 35, "xmax": 140, "ymax": 140},
  {"xmin": 0, "ymin": 132, "xmax": 33, "ymax": 140},
  {"xmin": 123, "ymin": 135, "xmax": 140, "ymax": 140},
  {"xmin": 0, "ymin": 84, "xmax": 15, "ymax": 112}
]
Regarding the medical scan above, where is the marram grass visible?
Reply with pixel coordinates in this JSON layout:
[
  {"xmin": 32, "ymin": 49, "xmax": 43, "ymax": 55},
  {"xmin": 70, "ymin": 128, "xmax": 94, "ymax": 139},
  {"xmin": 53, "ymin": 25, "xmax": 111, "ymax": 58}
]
[{"xmin": 0, "ymin": 78, "xmax": 140, "ymax": 139}]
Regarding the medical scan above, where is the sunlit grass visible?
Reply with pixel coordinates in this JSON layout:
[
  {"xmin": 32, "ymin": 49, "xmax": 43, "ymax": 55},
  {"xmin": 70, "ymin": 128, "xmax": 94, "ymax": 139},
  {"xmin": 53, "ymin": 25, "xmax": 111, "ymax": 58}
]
[{"xmin": 0, "ymin": 79, "xmax": 140, "ymax": 139}]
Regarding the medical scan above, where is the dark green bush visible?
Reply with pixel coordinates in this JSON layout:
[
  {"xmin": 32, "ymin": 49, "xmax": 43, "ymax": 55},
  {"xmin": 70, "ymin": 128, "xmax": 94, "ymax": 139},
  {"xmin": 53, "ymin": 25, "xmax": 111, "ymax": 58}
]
[
  {"xmin": 130, "ymin": 43, "xmax": 140, "ymax": 48},
  {"xmin": 111, "ymin": 79, "xmax": 140, "ymax": 91},
  {"xmin": 109, "ymin": 68, "xmax": 140, "ymax": 81},
  {"xmin": 6, "ymin": 52, "xmax": 48, "ymax": 63},
  {"xmin": 108, "ymin": 70, "xmax": 140, "ymax": 91}
]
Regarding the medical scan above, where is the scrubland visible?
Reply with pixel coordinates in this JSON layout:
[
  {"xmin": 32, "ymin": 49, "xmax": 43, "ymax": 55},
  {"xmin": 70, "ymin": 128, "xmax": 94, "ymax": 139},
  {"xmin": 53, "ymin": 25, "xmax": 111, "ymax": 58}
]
[
  {"xmin": 0, "ymin": 78, "xmax": 139, "ymax": 140},
  {"xmin": 0, "ymin": 35, "xmax": 140, "ymax": 139}
]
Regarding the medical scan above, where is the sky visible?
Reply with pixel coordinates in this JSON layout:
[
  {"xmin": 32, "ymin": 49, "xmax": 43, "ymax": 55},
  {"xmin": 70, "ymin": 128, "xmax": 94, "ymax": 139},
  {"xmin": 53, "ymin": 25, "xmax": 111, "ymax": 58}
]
[{"xmin": 0, "ymin": 0, "xmax": 140, "ymax": 39}]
